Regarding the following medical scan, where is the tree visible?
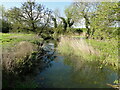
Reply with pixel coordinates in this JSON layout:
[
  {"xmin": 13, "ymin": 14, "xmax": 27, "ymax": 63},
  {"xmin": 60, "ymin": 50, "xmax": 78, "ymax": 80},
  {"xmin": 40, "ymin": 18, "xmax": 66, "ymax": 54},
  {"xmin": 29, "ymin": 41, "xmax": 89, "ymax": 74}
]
[
  {"xmin": 67, "ymin": 18, "xmax": 74, "ymax": 28},
  {"xmin": 59, "ymin": 17, "xmax": 74, "ymax": 34},
  {"xmin": 0, "ymin": 5, "xmax": 11, "ymax": 33},
  {"xmin": 0, "ymin": 19, "xmax": 11, "ymax": 33},
  {"xmin": 52, "ymin": 17, "xmax": 57, "ymax": 28},
  {"xmin": 51, "ymin": 8, "xmax": 74, "ymax": 35},
  {"xmin": 6, "ymin": 1, "xmax": 53, "ymax": 34},
  {"xmin": 90, "ymin": 2, "xmax": 119, "ymax": 40},
  {"xmin": 65, "ymin": 2, "xmax": 98, "ymax": 38},
  {"xmin": 59, "ymin": 17, "xmax": 67, "ymax": 32}
]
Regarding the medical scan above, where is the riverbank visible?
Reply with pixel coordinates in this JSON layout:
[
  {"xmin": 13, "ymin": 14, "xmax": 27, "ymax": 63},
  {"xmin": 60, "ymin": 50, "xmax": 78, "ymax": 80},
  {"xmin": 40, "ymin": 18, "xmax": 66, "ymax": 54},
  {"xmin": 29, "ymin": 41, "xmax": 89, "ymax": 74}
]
[
  {"xmin": 1, "ymin": 33, "xmax": 119, "ymax": 88},
  {"xmin": 57, "ymin": 36, "xmax": 118, "ymax": 70},
  {"xmin": 86, "ymin": 38, "xmax": 118, "ymax": 70},
  {"xmin": 1, "ymin": 33, "xmax": 45, "ymax": 88},
  {"xmin": 33, "ymin": 36, "xmax": 118, "ymax": 88}
]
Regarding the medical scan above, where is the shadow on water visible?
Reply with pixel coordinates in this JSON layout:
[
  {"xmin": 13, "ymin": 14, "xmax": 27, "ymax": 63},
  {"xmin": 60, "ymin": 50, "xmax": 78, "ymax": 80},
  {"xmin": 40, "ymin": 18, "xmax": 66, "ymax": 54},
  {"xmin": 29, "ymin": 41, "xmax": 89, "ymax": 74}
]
[{"xmin": 34, "ymin": 43, "xmax": 118, "ymax": 88}]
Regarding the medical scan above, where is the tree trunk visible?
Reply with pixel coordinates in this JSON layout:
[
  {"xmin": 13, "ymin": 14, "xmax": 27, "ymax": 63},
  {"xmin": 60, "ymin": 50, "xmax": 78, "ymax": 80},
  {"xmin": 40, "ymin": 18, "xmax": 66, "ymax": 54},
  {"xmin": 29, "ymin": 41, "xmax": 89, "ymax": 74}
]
[
  {"xmin": 32, "ymin": 22, "xmax": 36, "ymax": 32},
  {"xmin": 84, "ymin": 14, "xmax": 91, "ymax": 39}
]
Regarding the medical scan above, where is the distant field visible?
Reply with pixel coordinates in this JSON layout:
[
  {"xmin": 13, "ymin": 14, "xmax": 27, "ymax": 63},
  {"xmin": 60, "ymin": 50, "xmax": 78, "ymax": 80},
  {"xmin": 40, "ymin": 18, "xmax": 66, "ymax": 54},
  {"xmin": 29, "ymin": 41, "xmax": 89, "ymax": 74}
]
[{"xmin": 1, "ymin": 33, "xmax": 41, "ymax": 48}]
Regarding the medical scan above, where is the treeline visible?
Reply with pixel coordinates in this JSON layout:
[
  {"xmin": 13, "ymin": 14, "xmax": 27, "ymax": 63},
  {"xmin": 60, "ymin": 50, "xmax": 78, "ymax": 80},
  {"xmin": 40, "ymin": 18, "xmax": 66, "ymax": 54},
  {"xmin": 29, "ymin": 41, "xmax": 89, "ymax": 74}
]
[
  {"xmin": 0, "ymin": 1, "xmax": 76, "ymax": 43},
  {"xmin": 1, "ymin": 2, "xmax": 54, "ymax": 35},
  {"xmin": 1, "ymin": 1, "xmax": 120, "ymax": 40},
  {"xmin": 64, "ymin": 2, "xmax": 119, "ymax": 40}
]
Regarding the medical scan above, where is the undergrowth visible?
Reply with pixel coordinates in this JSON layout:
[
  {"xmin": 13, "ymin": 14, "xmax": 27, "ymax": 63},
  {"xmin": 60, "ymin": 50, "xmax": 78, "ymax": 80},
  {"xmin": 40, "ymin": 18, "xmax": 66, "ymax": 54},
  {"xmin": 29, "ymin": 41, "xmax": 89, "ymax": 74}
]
[{"xmin": 2, "ymin": 33, "xmax": 42, "ymax": 88}]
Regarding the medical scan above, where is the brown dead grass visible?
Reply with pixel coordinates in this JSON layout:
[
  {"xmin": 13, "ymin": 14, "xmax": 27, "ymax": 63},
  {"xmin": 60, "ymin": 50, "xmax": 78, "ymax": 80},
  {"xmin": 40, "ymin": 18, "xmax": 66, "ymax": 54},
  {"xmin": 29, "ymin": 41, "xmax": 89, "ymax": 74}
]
[
  {"xmin": 57, "ymin": 36, "xmax": 100, "ymax": 71},
  {"xmin": 59, "ymin": 36, "xmax": 99, "ymax": 55},
  {"xmin": 2, "ymin": 41, "xmax": 37, "ymax": 71}
]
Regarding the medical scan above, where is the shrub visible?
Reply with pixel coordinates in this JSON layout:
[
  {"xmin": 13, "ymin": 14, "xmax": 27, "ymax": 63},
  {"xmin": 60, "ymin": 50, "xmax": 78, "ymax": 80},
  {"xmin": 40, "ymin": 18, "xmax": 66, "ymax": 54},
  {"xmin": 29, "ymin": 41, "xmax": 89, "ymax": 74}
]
[{"xmin": 0, "ymin": 19, "xmax": 11, "ymax": 33}]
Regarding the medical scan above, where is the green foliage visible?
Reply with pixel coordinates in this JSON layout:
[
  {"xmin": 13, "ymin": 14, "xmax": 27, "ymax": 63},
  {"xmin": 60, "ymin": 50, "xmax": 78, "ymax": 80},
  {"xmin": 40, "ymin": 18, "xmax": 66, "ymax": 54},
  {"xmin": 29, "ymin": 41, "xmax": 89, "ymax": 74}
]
[
  {"xmin": 2, "ymin": 33, "xmax": 42, "ymax": 88},
  {"xmin": 59, "ymin": 17, "xmax": 68, "ymax": 32},
  {"xmin": 65, "ymin": 2, "xmax": 95, "ymax": 38},
  {"xmin": 0, "ymin": 19, "xmax": 11, "ymax": 33},
  {"xmin": 58, "ymin": 36, "xmax": 118, "ymax": 70},
  {"xmin": 65, "ymin": 4, "xmax": 80, "ymax": 23},
  {"xmin": 65, "ymin": 2, "xmax": 118, "ymax": 39},
  {"xmin": 86, "ymin": 39, "xmax": 118, "ymax": 70},
  {"xmin": 5, "ymin": 1, "xmax": 53, "ymax": 34},
  {"xmin": 55, "ymin": 17, "xmax": 74, "ymax": 34},
  {"xmin": 67, "ymin": 28, "xmax": 86, "ymax": 35},
  {"xmin": 113, "ymin": 80, "xmax": 119, "ymax": 84},
  {"xmin": 0, "ymin": 5, "xmax": 12, "ymax": 33},
  {"xmin": 90, "ymin": 2, "xmax": 119, "ymax": 39},
  {"xmin": 1, "ymin": 33, "xmax": 41, "ymax": 48}
]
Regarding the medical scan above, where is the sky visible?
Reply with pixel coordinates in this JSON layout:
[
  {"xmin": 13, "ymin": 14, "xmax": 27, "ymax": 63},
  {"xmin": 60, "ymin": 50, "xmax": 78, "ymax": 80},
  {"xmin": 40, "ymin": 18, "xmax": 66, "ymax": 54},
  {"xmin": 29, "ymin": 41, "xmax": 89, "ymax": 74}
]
[
  {"xmin": 1, "ymin": 1, "xmax": 119, "ymax": 28},
  {"xmin": 1, "ymin": 0, "xmax": 86, "ymax": 28},
  {"xmin": 1, "ymin": 1, "xmax": 73, "ymax": 17}
]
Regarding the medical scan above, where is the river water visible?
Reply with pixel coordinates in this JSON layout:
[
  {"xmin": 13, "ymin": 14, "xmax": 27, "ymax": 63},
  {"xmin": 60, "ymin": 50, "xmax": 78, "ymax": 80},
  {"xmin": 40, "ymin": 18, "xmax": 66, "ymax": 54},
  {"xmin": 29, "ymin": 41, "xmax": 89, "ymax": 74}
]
[{"xmin": 34, "ymin": 43, "xmax": 118, "ymax": 88}]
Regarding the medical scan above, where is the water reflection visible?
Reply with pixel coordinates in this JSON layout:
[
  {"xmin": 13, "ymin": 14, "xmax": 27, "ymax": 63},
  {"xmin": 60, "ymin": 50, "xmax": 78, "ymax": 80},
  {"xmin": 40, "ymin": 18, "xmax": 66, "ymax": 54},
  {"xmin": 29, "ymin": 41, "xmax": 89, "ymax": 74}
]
[
  {"xmin": 34, "ymin": 43, "xmax": 118, "ymax": 88},
  {"xmin": 37, "ymin": 44, "xmax": 56, "ymax": 72},
  {"xmin": 63, "ymin": 54, "xmax": 118, "ymax": 88}
]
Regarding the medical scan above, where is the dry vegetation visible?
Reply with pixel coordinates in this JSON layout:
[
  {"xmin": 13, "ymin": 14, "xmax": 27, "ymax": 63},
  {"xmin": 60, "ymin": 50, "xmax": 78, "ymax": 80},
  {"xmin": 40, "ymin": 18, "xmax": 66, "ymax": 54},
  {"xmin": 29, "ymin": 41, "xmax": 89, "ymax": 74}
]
[
  {"xmin": 2, "ymin": 33, "xmax": 43, "ymax": 88},
  {"xmin": 58, "ymin": 36, "xmax": 99, "ymax": 58},
  {"xmin": 57, "ymin": 36, "xmax": 118, "ymax": 70},
  {"xmin": 2, "ymin": 41, "xmax": 37, "ymax": 73}
]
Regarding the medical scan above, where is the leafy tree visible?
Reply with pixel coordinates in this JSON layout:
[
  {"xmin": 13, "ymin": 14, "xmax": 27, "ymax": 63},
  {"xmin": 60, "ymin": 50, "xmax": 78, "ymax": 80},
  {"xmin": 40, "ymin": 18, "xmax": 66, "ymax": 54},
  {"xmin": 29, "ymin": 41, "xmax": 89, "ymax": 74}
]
[
  {"xmin": 0, "ymin": 19, "xmax": 11, "ymax": 33},
  {"xmin": 67, "ymin": 18, "xmax": 74, "ymax": 28},
  {"xmin": 6, "ymin": 1, "xmax": 53, "ymax": 34},
  {"xmin": 65, "ymin": 4, "xmax": 79, "ymax": 23},
  {"xmin": 65, "ymin": 2, "xmax": 98, "ymax": 38},
  {"xmin": 90, "ymin": 2, "xmax": 119, "ymax": 40},
  {"xmin": 58, "ymin": 17, "xmax": 74, "ymax": 34},
  {"xmin": 0, "ymin": 5, "xmax": 11, "ymax": 33},
  {"xmin": 59, "ymin": 17, "xmax": 67, "ymax": 32},
  {"xmin": 52, "ymin": 17, "xmax": 57, "ymax": 28}
]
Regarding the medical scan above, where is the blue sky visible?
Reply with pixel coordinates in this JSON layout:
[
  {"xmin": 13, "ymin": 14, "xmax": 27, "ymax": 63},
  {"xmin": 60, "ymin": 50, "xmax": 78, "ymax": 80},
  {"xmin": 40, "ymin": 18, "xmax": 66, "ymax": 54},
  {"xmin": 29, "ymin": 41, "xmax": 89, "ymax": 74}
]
[
  {"xmin": 2, "ymin": 2, "xmax": 72, "ymax": 17},
  {"xmin": 1, "ymin": 1, "xmax": 85, "ymax": 28}
]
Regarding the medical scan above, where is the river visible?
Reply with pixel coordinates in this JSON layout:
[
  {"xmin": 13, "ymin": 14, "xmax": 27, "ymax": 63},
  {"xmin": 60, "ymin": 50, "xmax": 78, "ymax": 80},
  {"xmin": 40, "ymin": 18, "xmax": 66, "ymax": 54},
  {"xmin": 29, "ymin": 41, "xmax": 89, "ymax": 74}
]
[{"xmin": 34, "ymin": 43, "xmax": 118, "ymax": 88}]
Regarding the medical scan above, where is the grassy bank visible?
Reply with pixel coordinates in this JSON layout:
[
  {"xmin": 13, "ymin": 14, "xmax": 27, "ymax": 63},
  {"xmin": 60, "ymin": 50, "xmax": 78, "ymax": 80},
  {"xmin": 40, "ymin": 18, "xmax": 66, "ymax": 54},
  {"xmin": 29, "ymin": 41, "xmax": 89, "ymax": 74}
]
[
  {"xmin": 57, "ymin": 36, "xmax": 118, "ymax": 70},
  {"xmin": 86, "ymin": 39, "xmax": 118, "ymax": 70},
  {"xmin": 1, "ymin": 33, "xmax": 42, "ymax": 48},
  {"xmin": 1, "ymin": 33, "xmax": 43, "ymax": 88}
]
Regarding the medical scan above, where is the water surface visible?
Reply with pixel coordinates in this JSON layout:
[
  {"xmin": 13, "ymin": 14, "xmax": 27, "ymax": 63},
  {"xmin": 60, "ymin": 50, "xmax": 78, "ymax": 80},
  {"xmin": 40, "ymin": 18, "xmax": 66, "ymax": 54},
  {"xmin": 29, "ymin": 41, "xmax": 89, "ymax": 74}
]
[{"xmin": 35, "ymin": 43, "xmax": 118, "ymax": 88}]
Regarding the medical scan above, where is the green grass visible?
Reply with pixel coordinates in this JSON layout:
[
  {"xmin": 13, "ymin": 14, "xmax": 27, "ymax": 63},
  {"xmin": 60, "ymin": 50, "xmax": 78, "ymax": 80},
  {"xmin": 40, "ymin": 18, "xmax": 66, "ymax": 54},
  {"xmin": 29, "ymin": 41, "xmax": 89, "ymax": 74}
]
[
  {"xmin": 57, "ymin": 36, "xmax": 118, "ymax": 70},
  {"xmin": 1, "ymin": 33, "xmax": 41, "ymax": 88},
  {"xmin": 1, "ymin": 33, "xmax": 42, "ymax": 49},
  {"xmin": 86, "ymin": 39, "xmax": 118, "ymax": 70}
]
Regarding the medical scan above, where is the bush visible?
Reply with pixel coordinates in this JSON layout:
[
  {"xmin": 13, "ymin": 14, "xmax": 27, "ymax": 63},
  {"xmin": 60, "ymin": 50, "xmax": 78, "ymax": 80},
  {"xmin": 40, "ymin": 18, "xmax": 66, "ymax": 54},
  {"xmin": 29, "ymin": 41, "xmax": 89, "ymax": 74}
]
[{"xmin": 0, "ymin": 19, "xmax": 11, "ymax": 33}]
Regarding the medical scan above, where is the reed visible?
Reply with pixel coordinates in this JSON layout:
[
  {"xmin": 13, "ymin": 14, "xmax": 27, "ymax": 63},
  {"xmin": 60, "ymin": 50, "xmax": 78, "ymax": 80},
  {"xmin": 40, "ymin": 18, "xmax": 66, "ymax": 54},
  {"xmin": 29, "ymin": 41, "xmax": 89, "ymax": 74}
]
[
  {"xmin": 57, "ymin": 36, "xmax": 118, "ymax": 70},
  {"xmin": 57, "ymin": 36, "xmax": 99, "ymax": 61}
]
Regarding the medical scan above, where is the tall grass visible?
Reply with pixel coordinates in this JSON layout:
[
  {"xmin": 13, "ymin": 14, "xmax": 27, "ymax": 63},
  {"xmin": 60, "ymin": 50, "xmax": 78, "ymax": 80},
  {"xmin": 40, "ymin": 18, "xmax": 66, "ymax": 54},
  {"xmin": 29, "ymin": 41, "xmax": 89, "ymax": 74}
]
[
  {"xmin": 86, "ymin": 39, "xmax": 118, "ymax": 70},
  {"xmin": 58, "ymin": 36, "xmax": 99, "ymax": 60},
  {"xmin": 57, "ymin": 36, "xmax": 118, "ymax": 70},
  {"xmin": 2, "ymin": 41, "xmax": 36, "ymax": 73},
  {"xmin": 2, "ymin": 33, "xmax": 41, "ymax": 88}
]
